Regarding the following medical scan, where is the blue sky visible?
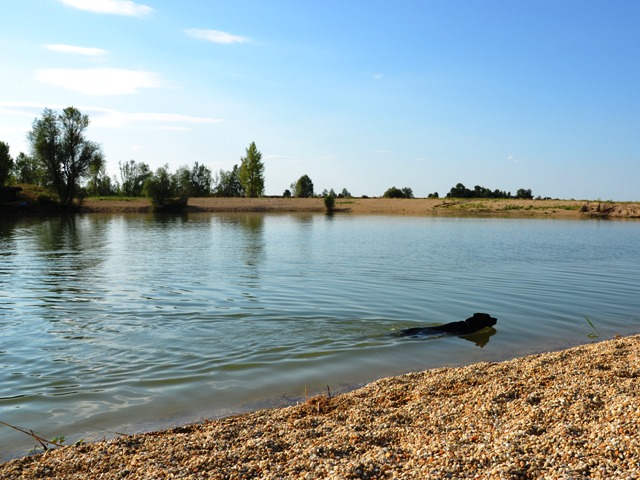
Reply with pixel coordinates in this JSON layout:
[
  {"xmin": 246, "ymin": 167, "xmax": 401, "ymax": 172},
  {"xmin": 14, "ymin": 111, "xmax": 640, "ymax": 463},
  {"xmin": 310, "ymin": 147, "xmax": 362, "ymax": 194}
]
[{"xmin": 1, "ymin": 0, "xmax": 638, "ymax": 200}]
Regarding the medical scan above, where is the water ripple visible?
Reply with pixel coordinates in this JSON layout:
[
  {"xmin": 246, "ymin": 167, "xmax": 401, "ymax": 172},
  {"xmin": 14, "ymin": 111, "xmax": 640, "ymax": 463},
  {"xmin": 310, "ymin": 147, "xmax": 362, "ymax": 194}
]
[{"xmin": 1, "ymin": 214, "xmax": 639, "ymax": 459}]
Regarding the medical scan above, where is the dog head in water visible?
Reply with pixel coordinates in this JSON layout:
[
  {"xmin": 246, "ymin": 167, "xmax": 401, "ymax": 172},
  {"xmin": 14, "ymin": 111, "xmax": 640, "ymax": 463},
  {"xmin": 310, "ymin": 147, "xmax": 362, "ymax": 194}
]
[{"xmin": 464, "ymin": 313, "xmax": 497, "ymax": 330}]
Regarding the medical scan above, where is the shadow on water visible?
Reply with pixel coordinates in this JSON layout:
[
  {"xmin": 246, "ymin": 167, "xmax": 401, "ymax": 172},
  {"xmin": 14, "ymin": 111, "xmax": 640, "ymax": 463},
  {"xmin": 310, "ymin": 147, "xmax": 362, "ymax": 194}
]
[{"xmin": 460, "ymin": 328, "xmax": 496, "ymax": 347}]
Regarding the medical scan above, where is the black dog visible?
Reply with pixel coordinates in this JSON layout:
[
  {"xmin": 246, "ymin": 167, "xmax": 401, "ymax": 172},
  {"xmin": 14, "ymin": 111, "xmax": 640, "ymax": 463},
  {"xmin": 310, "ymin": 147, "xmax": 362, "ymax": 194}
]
[{"xmin": 397, "ymin": 313, "xmax": 497, "ymax": 337}]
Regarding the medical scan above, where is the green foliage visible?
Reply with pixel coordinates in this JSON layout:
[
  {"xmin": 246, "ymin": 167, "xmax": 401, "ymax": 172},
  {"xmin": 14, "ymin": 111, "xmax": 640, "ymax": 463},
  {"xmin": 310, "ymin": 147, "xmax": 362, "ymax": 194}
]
[
  {"xmin": 446, "ymin": 183, "xmax": 534, "ymax": 199},
  {"xmin": 382, "ymin": 186, "xmax": 413, "ymax": 198},
  {"xmin": 238, "ymin": 142, "xmax": 265, "ymax": 197},
  {"xmin": 324, "ymin": 192, "xmax": 335, "ymax": 210},
  {"xmin": 119, "ymin": 160, "xmax": 151, "ymax": 197},
  {"xmin": 144, "ymin": 165, "xmax": 188, "ymax": 211},
  {"xmin": 35, "ymin": 193, "xmax": 57, "ymax": 205},
  {"xmin": 175, "ymin": 162, "xmax": 213, "ymax": 197},
  {"xmin": 12, "ymin": 152, "xmax": 44, "ymax": 185},
  {"xmin": 87, "ymin": 153, "xmax": 117, "ymax": 196},
  {"xmin": 340, "ymin": 188, "xmax": 351, "ymax": 198},
  {"xmin": 516, "ymin": 188, "xmax": 533, "ymax": 199},
  {"xmin": 282, "ymin": 189, "xmax": 291, "ymax": 197},
  {"xmin": 0, "ymin": 141, "xmax": 13, "ymax": 186},
  {"xmin": 428, "ymin": 192, "xmax": 439, "ymax": 199},
  {"xmin": 28, "ymin": 107, "xmax": 102, "ymax": 205},
  {"xmin": 214, "ymin": 164, "xmax": 244, "ymax": 197},
  {"xmin": 294, "ymin": 174, "xmax": 314, "ymax": 197}
]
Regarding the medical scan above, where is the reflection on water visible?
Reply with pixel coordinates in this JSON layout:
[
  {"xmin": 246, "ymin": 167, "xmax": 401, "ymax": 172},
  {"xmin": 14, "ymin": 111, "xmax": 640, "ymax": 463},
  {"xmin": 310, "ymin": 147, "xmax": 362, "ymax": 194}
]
[
  {"xmin": 461, "ymin": 328, "xmax": 496, "ymax": 347},
  {"xmin": 1, "ymin": 213, "xmax": 639, "ymax": 460}
]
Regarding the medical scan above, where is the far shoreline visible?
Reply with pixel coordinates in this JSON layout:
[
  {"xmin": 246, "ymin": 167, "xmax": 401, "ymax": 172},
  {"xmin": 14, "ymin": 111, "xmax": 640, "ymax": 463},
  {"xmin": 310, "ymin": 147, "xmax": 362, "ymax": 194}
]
[
  {"xmin": 3, "ymin": 196, "xmax": 640, "ymax": 219},
  {"xmin": 49, "ymin": 197, "xmax": 640, "ymax": 219}
]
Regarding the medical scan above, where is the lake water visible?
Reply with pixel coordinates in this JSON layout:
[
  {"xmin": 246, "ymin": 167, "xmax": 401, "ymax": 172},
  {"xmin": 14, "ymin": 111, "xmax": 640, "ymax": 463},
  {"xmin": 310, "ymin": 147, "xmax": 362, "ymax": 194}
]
[{"xmin": 1, "ymin": 213, "xmax": 639, "ymax": 460}]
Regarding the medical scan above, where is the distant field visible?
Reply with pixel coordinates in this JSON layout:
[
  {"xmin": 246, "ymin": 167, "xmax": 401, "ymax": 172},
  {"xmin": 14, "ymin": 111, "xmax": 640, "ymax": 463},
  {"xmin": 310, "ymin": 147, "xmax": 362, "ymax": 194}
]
[{"xmin": 78, "ymin": 196, "xmax": 640, "ymax": 219}]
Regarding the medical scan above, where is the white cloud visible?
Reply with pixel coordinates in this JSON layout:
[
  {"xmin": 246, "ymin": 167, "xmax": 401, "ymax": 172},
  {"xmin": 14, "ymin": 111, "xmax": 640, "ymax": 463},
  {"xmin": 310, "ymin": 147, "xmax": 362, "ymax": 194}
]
[
  {"xmin": 45, "ymin": 44, "xmax": 109, "ymax": 57},
  {"xmin": 0, "ymin": 102, "xmax": 222, "ymax": 130},
  {"xmin": 35, "ymin": 67, "xmax": 164, "ymax": 95},
  {"xmin": 186, "ymin": 28, "xmax": 250, "ymax": 44},
  {"xmin": 90, "ymin": 109, "xmax": 223, "ymax": 128},
  {"xmin": 58, "ymin": 0, "xmax": 153, "ymax": 17},
  {"xmin": 265, "ymin": 154, "xmax": 292, "ymax": 161}
]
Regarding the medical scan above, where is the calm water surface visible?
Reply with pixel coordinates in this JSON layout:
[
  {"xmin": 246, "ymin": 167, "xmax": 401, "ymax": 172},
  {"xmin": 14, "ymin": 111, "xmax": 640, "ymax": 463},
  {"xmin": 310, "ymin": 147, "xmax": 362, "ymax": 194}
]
[{"xmin": 1, "ymin": 213, "xmax": 639, "ymax": 459}]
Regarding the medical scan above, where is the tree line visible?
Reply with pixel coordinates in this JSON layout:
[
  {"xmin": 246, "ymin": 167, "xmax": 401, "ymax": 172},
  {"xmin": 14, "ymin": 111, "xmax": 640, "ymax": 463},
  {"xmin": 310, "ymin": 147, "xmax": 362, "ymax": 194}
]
[
  {"xmin": 1, "ymin": 106, "xmax": 537, "ymax": 208},
  {"xmin": 0, "ymin": 107, "xmax": 267, "ymax": 209}
]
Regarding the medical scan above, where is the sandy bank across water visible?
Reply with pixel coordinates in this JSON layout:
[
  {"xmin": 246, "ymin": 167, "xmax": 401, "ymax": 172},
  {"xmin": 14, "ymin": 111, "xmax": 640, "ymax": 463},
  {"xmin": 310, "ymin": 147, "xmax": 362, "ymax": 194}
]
[
  {"xmin": 76, "ymin": 197, "xmax": 640, "ymax": 219},
  {"xmin": 1, "ymin": 334, "xmax": 638, "ymax": 479}
]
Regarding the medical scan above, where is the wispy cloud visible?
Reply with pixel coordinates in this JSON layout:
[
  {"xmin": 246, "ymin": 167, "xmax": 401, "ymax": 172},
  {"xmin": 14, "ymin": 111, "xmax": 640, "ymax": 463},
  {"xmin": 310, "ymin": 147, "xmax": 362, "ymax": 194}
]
[
  {"xmin": 90, "ymin": 109, "xmax": 223, "ymax": 128},
  {"xmin": 35, "ymin": 67, "xmax": 164, "ymax": 95},
  {"xmin": 0, "ymin": 102, "xmax": 222, "ymax": 130},
  {"xmin": 58, "ymin": 0, "xmax": 153, "ymax": 17},
  {"xmin": 186, "ymin": 28, "xmax": 250, "ymax": 44},
  {"xmin": 265, "ymin": 154, "xmax": 292, "ymax": 161},
  {"xmin": 45, "ymin": 44, "xmax": 109, "ymax": 58}
]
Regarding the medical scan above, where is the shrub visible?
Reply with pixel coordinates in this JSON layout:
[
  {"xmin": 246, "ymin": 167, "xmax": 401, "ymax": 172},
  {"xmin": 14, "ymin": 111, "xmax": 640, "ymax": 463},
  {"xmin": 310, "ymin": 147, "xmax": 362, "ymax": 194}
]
[
  {"xmin": 144, "ymin": 166, "xmax": 188, "ymax": 212},
  {"xmin": 324, "ymin": 193, "xmax": 335, "ymax": 211}
]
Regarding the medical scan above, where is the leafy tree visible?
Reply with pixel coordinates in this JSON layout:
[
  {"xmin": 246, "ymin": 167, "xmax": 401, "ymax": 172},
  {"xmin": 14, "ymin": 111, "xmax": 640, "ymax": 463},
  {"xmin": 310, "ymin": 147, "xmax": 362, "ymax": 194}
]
[
  {"xmin": 401, "ymin": 187, "xmax": 414, "ymax": 199},
  {"xmin": 86, "ymin": 152, "xmax": 117, "ymax": 196},
  {"xmin": 383, "ymin": 186, "xmax": 413, "ymax": 198},
  {"xmin": 13, "ymin": 152, "xmax": 45, "ymax": 185},
  {"xmin": 282, "ymin": 189, "xmax": 291, "ymax": 197},
  {"xmin": 447, "ymin": 183, "xmax": 471, "ymax": 198},
  {"xmin": 214, "ymin": 164, "xmax": 244, "ymax": 197},
  {"xmin": 428, "ymin": 192, "xmax": 439, "ymax": 199},
  {"xmin": 340, "ymin": 188, "xmax": 351, "ymax": 198},
  {"xmin": 119, "ymin": 160, "xmax": 151, "ymax": 197},
  {"xmin": 516, "ymin": 188, "xmax": 533, "ymax": 199},
  {"xmin": 294, "ymin": 174, "xmax": 314, "ymax": 197},
  {"xmin": 28, "ymin": 107, "xmax": 102, "ymax": 205},
  {"xmin": 238, "ymin": 142, "xmax": 265, "ymax": 197},
  {"xmin": 189, "ymin": 162, "xmax": 213, "ymax": 197},
  {"xmin": 0, "ymin": 141, "xmax": 13, "ymax": 186},
  {"xmin": 446, "ymin": 182, "xmax": 523, "ymax": 199},
  {"xmin": 175, "ymin": 162, "xmax": 213, "ymax": 197},
  {"xmin": 144, "ymin": 165, "xmax": 187, "ymax": 211},
  {"xmin": 324, "ymin": 192, "xmax": 335, "ymax": 211}
]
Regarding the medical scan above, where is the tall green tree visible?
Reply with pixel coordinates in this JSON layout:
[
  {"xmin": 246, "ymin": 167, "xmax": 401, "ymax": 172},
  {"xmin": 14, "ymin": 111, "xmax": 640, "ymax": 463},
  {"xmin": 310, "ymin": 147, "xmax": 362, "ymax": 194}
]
[
  {"xmin": 214, "ymin": 164, "xmax": 244, "ymax": 197},
  {"xmin": 119, "ymin": 160, "xmax": 151, "ymax": 197},
  {"xmin": 294, "ymin": 174, "xmax": 314, "ymax": 197},
  {"xmin": 238, "ymin": 142, "xmax": 265, "ymax": 197},
  {"xmin": 87, "ymin": 153, "xmax": 117, "ymax": 196},
  {"xmin": 515, "ymin": 188, "xmax": 533, "ymax": 199},
  {"xmin": 0, "ymin": 141, "xmax": 12, "ymax": 186},
  {"xmin": 13, "ymin": 152, "xmax": 45, "ymax": 185},
  {"xmin": 28, "ymin": 107, "xmax": 102, "ymax": 205},
  {"xmin": 175, "ymin": 162, "xmax": 213, "ymax": 197},
  {"xmin": 143, "ymin": 165, "xmax": 187, "ymax": 211}
]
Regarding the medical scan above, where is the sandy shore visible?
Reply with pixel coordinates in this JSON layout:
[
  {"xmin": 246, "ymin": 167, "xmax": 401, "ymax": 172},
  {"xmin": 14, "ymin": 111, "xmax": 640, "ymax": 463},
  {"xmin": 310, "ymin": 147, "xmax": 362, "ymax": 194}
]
[
  {"xmin": 75, "ymin": 197, "xmax": 640, "ymax": 219},
  {"xmin": 1, "ymin": 335, "xmax": 638, "ymax": 479}
]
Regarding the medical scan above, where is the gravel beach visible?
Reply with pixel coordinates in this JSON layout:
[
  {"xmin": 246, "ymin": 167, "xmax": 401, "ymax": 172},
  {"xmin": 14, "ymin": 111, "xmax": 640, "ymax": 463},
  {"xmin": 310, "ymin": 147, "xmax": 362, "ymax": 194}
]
[{"xmin": 1, "ymin": 334, "xmax": 638, "ymax": 479}]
